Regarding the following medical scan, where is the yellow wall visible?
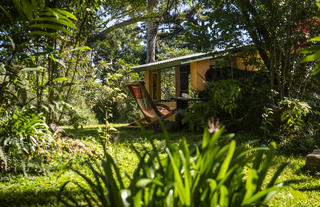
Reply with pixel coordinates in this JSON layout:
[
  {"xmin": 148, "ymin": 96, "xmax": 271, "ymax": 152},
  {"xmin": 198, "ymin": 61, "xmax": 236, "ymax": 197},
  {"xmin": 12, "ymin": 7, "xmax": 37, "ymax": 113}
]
[
  {"xmin": 190, "ymin": 59, "xmax": 210, "ymax": 91},
  {"xmin": 144, "ymin": 70, "xmax": 161, "ymax": 101},
  {"xmin": 144, "ymin": 51, "xmax": 261, "ymax": 97},
  {"xmin": 144, "ymin": 71, "xmax": 151, "ymax": 94},
  {"xmin": 234, "ymin": 52, "xmax": 261, "ymax": 71}
]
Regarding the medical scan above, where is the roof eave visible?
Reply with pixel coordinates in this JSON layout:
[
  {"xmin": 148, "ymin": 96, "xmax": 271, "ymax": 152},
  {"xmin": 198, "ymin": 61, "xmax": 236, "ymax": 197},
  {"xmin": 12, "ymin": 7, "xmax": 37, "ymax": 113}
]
[{"xmin": 132, "ymin": 53, "xmax": 214, "ymax": 72}]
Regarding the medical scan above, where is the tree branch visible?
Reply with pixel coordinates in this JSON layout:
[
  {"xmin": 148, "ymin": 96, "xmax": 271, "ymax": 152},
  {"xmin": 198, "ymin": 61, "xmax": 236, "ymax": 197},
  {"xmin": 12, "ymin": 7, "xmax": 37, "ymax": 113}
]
[{"xmin": 87, "ymin": 16, "xmax": 155, "ymax": 47}]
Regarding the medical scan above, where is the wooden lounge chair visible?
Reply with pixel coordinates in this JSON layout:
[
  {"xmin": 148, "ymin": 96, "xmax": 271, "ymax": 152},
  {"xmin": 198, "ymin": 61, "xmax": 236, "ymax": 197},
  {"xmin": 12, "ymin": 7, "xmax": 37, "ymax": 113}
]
[{"xmin": 125, "ymin": 81, "xmax": 176, "ymax": 128}]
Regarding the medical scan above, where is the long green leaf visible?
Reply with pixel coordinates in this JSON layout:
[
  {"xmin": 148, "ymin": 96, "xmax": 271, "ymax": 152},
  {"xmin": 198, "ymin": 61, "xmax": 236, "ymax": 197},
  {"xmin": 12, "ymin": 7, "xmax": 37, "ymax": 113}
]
[
  {"xmin": 312, "ymin": 63, "xmax": 320, "ymax": 76},
  {"xmin": 219, "ymin": 185, "xmax": 229, "ymax": 207},
  {"xmin": 21, "ymin": 0, "xmax": 33, "ymax": 20},
  {"xmin": 53, "ymin": 77, "xmax": 68, "ymax": 82},
  {"xmin": 210, "ymin": 191, "xmax": 218, "ymax": 207},
  {"xmin": 166, "ymin": 148, "xmax": 186, "ymax": 204},
  {"xmin": 241, "ymin": 185, "xmax": 284, "ymax": 206},
  {"xmin": 300, "ymin": 45, "xmax": 320, "ymax": 54},
  {"xmin": 87, "ymin": 162, "xmax": 109, "ymax": 206},
  {"xmin": 180, "ymin": 138, "xmax": 191, "ymax": 205},
  {"xmin": 35, "ymin": 16, "xmax": 76, "ymax": 28},
  {"xmin": 55, "ymin": 8, "xmax": 77, "ymax": 20},
  {"xmin": 243, "ymin": 169, "xmax": 258, "ymax": 201},
  {"xmin": 267, "ymin": 162, "xmax": 289, "ymax": 188},
  {"xmin": 256, "ymin": 142, "xmax": 276, "ymax": 192},
  {"xmin": 301, "ymin": 50, "xmax": 320, "ymax": 63},
  {"xmin": 166, "ymin": 189, "xmax": 174, "ymax": 207},
  {"xmin": 217, "ymin": 140, "xmax": 236, "ymax": 180},
  {"xmin": 29, "ymin": 31, "xmax": 59, "ymax": 38},
  {"xmin": 208, "ymin": 127, "xmax": 224, "ymax": 149},
  {"xmin": 101, "ymin": 159, "xmax": 123, "ymax": 207},
  {"xmin": 30, "ymin": 23, "xmax": 73, "ymax": 35},
  {"xmin": 309, "ymin": 36, "xmax": 320, "ymax": 42},
  {"xmin": 136, "ymin": 178, "xmax": 163, "ymax": 188},
  {"xmin": 21, "ymin": 66, "xmax": 45, "ymax": 72},
  {"xmin": 133, "ymin": 190, "xmax": 142, "ymax": 207},
  {"xmin": 202, "ymin": 127, "xmax": 210, "ymax": 149},
  {"xmin": 62, "ymin": 46, "xmax": 91, "ymax": 54}
]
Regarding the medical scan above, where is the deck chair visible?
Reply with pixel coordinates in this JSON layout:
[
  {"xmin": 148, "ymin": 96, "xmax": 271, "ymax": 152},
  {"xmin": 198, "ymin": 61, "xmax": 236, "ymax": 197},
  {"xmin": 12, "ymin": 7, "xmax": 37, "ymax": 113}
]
[{"xmin": 125, "ymin": 81, "xmax": 176, "ymax": 128}]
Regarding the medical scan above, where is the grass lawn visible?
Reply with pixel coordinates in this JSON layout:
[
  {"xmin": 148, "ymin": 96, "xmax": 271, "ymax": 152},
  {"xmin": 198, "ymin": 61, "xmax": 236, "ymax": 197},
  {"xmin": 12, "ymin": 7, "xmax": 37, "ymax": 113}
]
[{"xmin": 0, "ymin": 125, "xmax": 319, "ymax": 206}]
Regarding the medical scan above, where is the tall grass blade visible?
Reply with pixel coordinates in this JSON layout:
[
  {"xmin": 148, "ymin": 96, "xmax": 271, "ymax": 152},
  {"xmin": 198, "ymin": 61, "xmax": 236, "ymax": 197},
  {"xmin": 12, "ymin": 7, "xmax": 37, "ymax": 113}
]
[
  {"xmin": 241, "ymin": 185, "xmax": 284, "ymax": 206},
  {"xmin": 256, "ymin": 142, "xmax": 276, "ymax": 192},
  {"xmin": 219, "ymin": 185, "xmax": 229, "ymax": 207},
  {"xmin": 267, "ymin": 162, "xmax": 289, "ymax": 188},
  {"xmin": 243, "ymin": 169, "xmax": 258, "ymax": 201},
  {"xmin": 166, "ymin": 148, "xmax": 186, "ymax": 205},
  {"xmin": 217, "ymin": 140, "xmax": 235, "ymax": 180}
]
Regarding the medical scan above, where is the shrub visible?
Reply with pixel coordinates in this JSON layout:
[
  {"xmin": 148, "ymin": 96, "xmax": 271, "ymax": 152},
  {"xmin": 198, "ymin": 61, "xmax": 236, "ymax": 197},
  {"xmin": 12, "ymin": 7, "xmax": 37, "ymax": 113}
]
[
  {"xmin": 261, "ymin": 98, "xmax": 311, "ymax": 133},
  {"xmin": 58, "ymin": 101, "xmax": 95, "ymax": 129},
  {"xmin": 260, "ymin": 97, "xmax": 320, "ymax": 154},
  {"xmin": 182, "ymin": 80, "xmax": 241, "ymax": 130},
  {"xmin": 88, "ymin": 60, "xmax": 141, "ymax": 124},
  {"xmin": 279, "ymin": 98, "xmax": 311, "ymax": 132},
  {"xmin": 58, "ymin": 124, "xmax": 288, "ymax": 206},
  {"xmin": 0, "ymin": 107, "xmax": 53, "ymax": 174}
]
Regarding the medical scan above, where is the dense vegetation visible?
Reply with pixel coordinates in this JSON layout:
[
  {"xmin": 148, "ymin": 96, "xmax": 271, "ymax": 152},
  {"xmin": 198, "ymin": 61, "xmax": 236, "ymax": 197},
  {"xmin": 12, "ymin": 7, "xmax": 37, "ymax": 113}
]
[{"xmin": 0, "ymin": 0, "xmax": 320, "ymax": 206}]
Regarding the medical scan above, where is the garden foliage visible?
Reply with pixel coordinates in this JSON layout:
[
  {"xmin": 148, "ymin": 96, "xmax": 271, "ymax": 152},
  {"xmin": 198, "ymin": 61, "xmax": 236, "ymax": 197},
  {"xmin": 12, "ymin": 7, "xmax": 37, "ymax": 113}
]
[
  {"xmin": 261, "ymin": 98, "xmax": 311, "ymax": 134},
  {"xmin": 182, "ymin": 80, "xmax": 241, "ymax": 130},
  {"xmin": 0, "ymin": 0, "xmax": 82, "ymax": 174},
  {"xmin": 0, "ymin": 107, "xmax": 52, "ymax": 174},
  {"xmin": 301, "ymin": 2, "xmax": 320, "ymax": 75},
  {"xmin": 260, "ymin": 97, "xmax": 320, "ymax": 154},
  {"xmin": 58, "ymin": 125, "xmax": 287, "ymax": 206}
]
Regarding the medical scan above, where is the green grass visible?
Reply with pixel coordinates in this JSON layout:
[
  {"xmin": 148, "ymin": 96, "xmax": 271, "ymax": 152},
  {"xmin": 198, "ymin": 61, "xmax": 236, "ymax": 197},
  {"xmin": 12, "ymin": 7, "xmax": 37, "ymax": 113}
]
[
  {"xmin": 0, "ymin": 125, "xmax": 319, "ymax": 206},
  {"xmin": 269, "ymin": 156, "xmax": 320, "ymax": 207}
]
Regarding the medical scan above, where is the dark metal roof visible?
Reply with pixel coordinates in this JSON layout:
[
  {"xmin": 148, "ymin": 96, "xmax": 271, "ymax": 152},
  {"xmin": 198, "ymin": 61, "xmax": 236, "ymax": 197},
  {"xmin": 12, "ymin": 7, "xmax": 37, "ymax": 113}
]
[
  {"xmin": 132, "ymin": 44, "xmax": 256, "ymax": 72},
  {"xmin": 132, "ymin": 53, "xmax": 214, "ymax": 72}
]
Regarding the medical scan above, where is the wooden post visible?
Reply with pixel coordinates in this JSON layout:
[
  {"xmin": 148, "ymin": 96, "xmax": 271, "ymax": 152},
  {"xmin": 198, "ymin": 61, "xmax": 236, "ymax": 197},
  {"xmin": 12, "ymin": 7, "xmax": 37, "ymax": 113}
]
[
  {"xmin": 175, "ymin": 66, "xmax": 181, "ymax": 97},
  {"xmin": 144, "ymin": 69, "xmax": 161, "ymax": 101},
  {"xmin": 144, "ymin": 71, "xmax": 152, "ymax": 94}
]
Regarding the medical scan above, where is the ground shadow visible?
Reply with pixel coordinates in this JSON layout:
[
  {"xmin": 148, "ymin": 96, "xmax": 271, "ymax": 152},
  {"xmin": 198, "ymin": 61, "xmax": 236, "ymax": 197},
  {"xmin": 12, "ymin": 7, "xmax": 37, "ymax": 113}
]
[
  {"xmin": 0, "ymin": 189, "xmax": 61, "ymax": 207},
  {"xmin": 64, "ymin": 126, "xmax": 100, "ymax": 140}
]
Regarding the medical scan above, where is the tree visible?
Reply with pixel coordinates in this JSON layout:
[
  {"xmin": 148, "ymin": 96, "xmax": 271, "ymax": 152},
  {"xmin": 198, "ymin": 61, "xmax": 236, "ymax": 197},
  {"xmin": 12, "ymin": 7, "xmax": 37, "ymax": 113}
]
[
  {"xmin": 0, "ymin": 0, "xmax": 102, "ymax": 124},
  {"xmin": 196, "ymin": 0, "xmax": 317, "ymax": 100},
  {"xmin": 88, "ymin": 0, "xmax": 203, "ymax": 64},
  {"xmin": 146, "ymin": 0, "xmax": 159, "ymax": 63}
]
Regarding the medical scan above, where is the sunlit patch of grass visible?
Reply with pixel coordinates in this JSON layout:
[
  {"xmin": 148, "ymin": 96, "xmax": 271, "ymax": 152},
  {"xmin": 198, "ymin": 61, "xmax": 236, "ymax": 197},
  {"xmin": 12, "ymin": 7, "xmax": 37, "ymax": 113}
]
[{"xmin": 268, "ymin": 156, "xmax": 320, "ymax": 207}]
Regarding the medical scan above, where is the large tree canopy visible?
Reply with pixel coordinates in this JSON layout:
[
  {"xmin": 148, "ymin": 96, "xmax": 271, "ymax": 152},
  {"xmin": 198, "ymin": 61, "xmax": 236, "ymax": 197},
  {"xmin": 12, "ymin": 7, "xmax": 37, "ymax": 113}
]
[
  {"xmin": 88, "ymin": 0, "xmax": 203, "ymax": 64},
  {"xmin": 191, "ymin": 0, "xmax": 318, "ymax": 100}
]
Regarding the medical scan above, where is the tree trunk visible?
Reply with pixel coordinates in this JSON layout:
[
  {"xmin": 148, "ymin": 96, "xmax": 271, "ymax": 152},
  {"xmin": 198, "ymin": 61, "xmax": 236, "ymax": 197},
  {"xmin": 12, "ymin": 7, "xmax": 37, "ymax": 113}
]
[{"xmin": 146, "ymin": 0, "xmax": 158, "ymax": 63}]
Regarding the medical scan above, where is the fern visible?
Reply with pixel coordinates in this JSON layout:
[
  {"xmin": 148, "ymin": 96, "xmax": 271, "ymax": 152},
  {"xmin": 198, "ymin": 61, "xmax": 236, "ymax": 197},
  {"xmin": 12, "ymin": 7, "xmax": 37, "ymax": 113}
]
[{"xmin": 0, "ymin": 106, "xmax": 52, "ymax": 174}]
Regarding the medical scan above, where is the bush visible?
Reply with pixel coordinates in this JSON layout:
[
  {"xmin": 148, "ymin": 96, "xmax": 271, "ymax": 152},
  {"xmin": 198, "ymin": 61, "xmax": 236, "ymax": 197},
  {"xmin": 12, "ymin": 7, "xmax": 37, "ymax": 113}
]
[
  {"xmin": 86, "ymin": 60, "xmax": 141, "ymax": 124},
  {"xmin": 182, "ymin": 80, "xmax": 241, "ymax": 130},
  {"xmin": 260, "ymin": 97, "xmax": 320, "ymax": 154},
  {"xmin": 0, "ymin": 107, "xmax": 53, "ymax": 174},
  {"xmin": 58, "ymin": 101, "xmax": 98, "ymax": 129},
  {"xmin": 58, "ymin": 125, "xmax": 288, "ymax": 206}
]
